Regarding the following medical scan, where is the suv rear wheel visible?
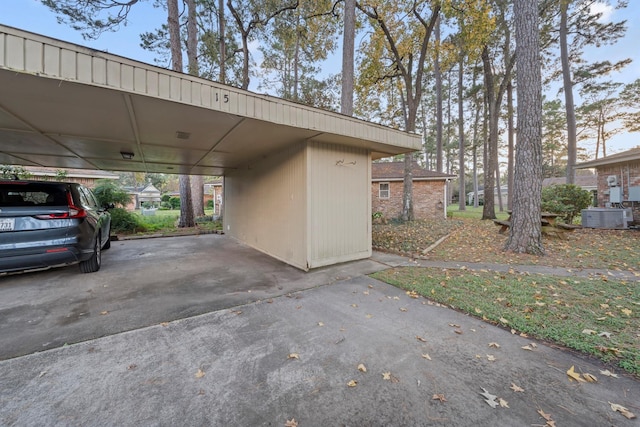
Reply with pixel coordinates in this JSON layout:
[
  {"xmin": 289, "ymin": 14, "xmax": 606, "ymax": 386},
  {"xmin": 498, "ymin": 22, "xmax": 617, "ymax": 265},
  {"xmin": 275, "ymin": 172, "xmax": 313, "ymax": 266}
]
[{"xmin": 79, "ymin": 234, "xmax": 101, "ymax": 273}]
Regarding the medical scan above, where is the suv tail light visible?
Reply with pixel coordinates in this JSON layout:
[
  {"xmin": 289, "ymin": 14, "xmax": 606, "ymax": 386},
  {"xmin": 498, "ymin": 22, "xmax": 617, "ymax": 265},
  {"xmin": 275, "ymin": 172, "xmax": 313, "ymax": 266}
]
[{"xmin": 35, "ymin": 192, "xmax": 87, "ymax": 219}]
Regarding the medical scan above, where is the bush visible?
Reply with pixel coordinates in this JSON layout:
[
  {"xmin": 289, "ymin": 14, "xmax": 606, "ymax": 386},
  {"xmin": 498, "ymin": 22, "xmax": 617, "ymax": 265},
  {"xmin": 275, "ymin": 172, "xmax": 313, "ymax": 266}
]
[
  {"xmin": 109, "ymin": 208, "xmax": 145, "ymax": 234},
  {"xmin": 169, "ymin": 196, "xmax": 180, "ymax": 209},
  {"xmin": 93, "ymin": 180, "xmax": 131, "ymax": 208},
  {"xmin": 542, "ymin": 184, "xmax": 592, "ymax": 224}
]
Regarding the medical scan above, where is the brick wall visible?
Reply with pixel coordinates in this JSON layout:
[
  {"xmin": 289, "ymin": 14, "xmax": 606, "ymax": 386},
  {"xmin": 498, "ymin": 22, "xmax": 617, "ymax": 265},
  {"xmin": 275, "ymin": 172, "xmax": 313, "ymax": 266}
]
[
  {"xmin": 372, "ymin": 180, "xmax": 445, "ymax": 220},
  {"xmin": 596, "ymin": 160, "xmax": 640, "ymax": 222}
]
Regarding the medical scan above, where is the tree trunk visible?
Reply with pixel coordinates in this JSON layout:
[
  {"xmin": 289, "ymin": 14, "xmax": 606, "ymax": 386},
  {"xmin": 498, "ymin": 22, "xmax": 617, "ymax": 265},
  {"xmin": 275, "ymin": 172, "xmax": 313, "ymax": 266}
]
[
  {"xmin": 434, "ymin": 17, "xmax": 443, "ymax": 173},
  {"xmin": 505, "ymin": 0, "xmax": 544, "ymax": 255},
  {"xmin": 341, "ymin": 0, "xmax": 355, "ymax": 116},
  {"xmin": 507, "ymin": 81, "xmax": 514, "ymax": 210},
  {"xmin": 191, "ymin": 175, "xmax": 205, "ymax": 217},
  {"xmin": 560, "ymin": 0, "xmax": 577, "ymax": 184},
  {"xmin": 168, "ymin": 0, "xmax": 195, "ymax": 228},
  {"xmin": 481, "ymin": 46, "xmax": 497, "ymax": 220},
  {"xmin": 401, "ymin": 154, "xmax": 414, "ymax": 221},
  {"xmin": 457, "ymin": 53, "xmax": 466, "ymax": 211},
  {"xmin": 218, "ymin": 0, "xmax": 226, "ymax": 84}
]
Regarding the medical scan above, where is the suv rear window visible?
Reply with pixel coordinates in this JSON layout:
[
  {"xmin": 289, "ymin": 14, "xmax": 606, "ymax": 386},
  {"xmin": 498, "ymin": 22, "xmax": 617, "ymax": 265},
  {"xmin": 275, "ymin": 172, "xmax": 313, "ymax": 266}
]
[{"xmin": 0, "ymin": 183, "xmax": 68, "ymax": 207}]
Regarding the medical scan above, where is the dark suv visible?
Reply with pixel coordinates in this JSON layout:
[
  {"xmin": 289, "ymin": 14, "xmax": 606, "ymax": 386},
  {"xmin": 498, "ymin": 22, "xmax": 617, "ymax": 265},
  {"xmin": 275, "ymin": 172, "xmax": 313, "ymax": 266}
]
[{"xmin": 0, "ymin": 180, "xmax": 112, "ymax": 275}]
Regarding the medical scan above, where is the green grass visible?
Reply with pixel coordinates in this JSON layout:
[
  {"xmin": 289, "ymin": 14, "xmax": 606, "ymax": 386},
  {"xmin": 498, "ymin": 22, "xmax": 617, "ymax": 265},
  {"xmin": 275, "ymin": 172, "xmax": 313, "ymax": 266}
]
[
  {"xmin": 372, "ymin": 267, "xmax": 640, "ymax": 376},
  {"xmin": 129, "ymin": 209, "xmax": 221, "ymax": 234},
  {"xmin": 447, "ymin": 205, "xmax": 510, "ymax": 220}
]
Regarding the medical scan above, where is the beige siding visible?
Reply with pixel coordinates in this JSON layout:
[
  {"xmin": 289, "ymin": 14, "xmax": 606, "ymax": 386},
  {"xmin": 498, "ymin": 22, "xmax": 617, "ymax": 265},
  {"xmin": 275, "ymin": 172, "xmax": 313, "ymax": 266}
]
[
  {"xmin": 224, "ymin": 143, "xmax": 308, "ymax": 270},
  {"xmin": 0, "ymin": 25, "xmax": 421, "ymax": 153},
  {"xmin": 307, "ymin": 141, "xmax": 371, "ymax": 268}
]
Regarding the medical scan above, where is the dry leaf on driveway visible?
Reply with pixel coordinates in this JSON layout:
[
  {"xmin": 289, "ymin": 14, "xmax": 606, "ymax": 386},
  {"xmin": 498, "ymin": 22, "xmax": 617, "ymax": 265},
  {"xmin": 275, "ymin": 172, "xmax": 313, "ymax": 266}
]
[
  {"xmin": 600, "ymin": 369, "xmax": 619, "ymax": 378},
  {"xmin": 609, "ymin": 402, "xmax": 636, "ymax": 419},
  {"xmin": 357, "ymin": 364, "xmax": 367, "ymax": 373},
  {"xmin": 510, "ymin": 383, "xmax": 524, "ymax": 392},
  {"xmin": 287, "ymin": 353, "xmax": 299, "ymax": 360},
  {"xmin": 566, "ymin": 365, "xmax": 585, "ymax": 383},
  {"xmin": 347, "ymin": 380, "xmax": 357, "ymax": 387},
  {"xmin": 195, "ymin": 369, "xmax": 205, "ymax": 379},
  {"xmin": 284, "ymin": 419, "xmax": 298, "ymax": 427},
  {"xmin": 432, "ymin": 394, "xmax": 447, "ymax": 402}
]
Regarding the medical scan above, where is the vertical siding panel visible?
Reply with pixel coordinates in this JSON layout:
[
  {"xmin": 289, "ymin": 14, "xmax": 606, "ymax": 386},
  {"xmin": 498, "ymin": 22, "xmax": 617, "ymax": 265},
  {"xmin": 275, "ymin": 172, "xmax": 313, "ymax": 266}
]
[
  {"xmin": 169, "ymin": 76, "xmax": 181, "ymax": 100},
  {"xmin": 147, "ymin": 70, "xmax": 159, "ymax": 96},
  {"xmin": 43, "ymin": 45, "xmax": 60, "ymax": 76},
  {"xmin": 0, "ymin": 34, "xmax": 5, "ymax": 67},
  {"xmin": 121, "ymin": 64, "xmax": 134, "ymax": 90},
  {"xmin": 134, "ymin": 68, "xmax": 146, "ymax": 93},
  {"xmin": 60, "ymin": 49, "xmax": 76, "ymax": 79},
  {"xmin": 308, "ymin": 141, "xmax": 370, "ymax": 268},
  {"xmin": 92, "ymin": 57, "xmax": 107, "ymax": 84},
  {"xmin": 76, "ymin": 53, "xmax": 92, "ymax": 82},
  {"xmin": 25, "ymin": 40, "xmax": 43, "ymax": 72},
  {"xmin": 5, "ymin": 35, "xmax": 24, "ymax": 70},
  {"xmin": 106, "ymin": 61, "xmax": 120, "ymax": 87}
]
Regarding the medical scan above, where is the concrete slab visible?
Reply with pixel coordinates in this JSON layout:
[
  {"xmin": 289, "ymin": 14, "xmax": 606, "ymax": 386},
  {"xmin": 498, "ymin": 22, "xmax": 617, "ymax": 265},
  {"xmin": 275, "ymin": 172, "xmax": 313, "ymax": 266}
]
[
  {"xmin": 1, "ymin": 276, "xmax": 638, "ymax": 426},
  {"xmin": 0, "ymin": 234, "xmax": 387, "ymax": 360}
]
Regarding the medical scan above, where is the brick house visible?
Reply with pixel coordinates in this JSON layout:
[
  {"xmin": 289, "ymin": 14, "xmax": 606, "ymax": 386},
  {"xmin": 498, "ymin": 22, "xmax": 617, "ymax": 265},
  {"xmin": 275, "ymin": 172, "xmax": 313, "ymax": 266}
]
[
  {"xmin": 372, "ymin": 161, "xmax": 455, "ymax": 220},
  {"xmin": 575, "ymin": 146, "xmax": 640, "ymax": 223}
]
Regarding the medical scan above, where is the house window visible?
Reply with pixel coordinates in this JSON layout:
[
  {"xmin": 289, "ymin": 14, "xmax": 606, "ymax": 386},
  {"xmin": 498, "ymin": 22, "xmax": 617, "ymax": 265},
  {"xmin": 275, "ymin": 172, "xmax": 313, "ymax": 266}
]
[{"xmin": 379, "ymin": 182, "xmax": 390, "ymax": 199}]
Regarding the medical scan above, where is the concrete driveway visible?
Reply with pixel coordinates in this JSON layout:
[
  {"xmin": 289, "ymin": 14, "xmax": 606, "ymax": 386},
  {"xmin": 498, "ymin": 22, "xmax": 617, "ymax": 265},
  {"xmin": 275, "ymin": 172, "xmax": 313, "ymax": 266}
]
[{"xmin": 0, "ymin": 234, "xmax": 386, "ymax": 361}]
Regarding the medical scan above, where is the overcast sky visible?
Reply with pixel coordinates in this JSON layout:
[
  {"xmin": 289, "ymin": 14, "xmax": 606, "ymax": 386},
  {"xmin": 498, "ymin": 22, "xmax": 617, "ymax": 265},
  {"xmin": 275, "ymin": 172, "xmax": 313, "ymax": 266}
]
[{"xmin": 2, "ymin": 0, "xmax": 638, "ymax": 155}]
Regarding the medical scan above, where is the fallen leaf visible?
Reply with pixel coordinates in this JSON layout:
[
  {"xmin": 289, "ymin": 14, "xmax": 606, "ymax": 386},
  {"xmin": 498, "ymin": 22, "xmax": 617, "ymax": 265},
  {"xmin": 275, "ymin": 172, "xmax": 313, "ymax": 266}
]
[
  {"xmin": 566, "ymin": 365, "xmax": 585, "ymax": 383},
  {"xmin": 416, "ymin": 336, "xmax": 427, "ymax": 343},
  {"xmin": 480, "ymin": 387, "xmax": 497, "ymax": 402},
  {"xmin": 538, "ymin": 409, "xmax": 556, "ymax": 426},
  {"xmin": 351, "ymin": 304, "xmax": 358, "ymax": 308},
  {"xmin": 382, "ymin": 372, "xmax": 391, "ymax": 380},
  {"xmin": 487, "ymin": 354, "xmax": 496, "ymax": 362},
  {"xmin": 581, "ymin": 329, "xmax": 597, "ymax": 335},
  {"xmin": 195, "ymin": 369, "xmax": 205, "ymax": 379},
  {"xmin": 422, "ymin": 353, "xmax": 431, "ymax": 360},
  {"xmin": 449, "ymin": 323, "xmax": 460, "ymax": 328},
  {"xmin": 347, "ymin": 380, "xmax": 357, "ymax": 387},
  {"xmin": 454, "ymin": 329, "xmax": 463, "ymax": 335},
  {"xmin": 399, "ymin": 307, "xmax": 408, "ymax": 312},
  {"xmin": 432, "ymin": 394, "xmax": 447, "ymax": 402},
  {"xmin": 357, "ymin": 363, "xmax": 367, "ymax": 373},
  {"xmin": 583, "ymin": 373, "xmax": 598, "ymax": 383},
  {"xmin": 288, "ymin": 353, "xmax": 299, "ymax": 360},
  {"xmin": 499, "ymin": 317, "xmax": 509, "ymax": 324},
  {"xmin": 318, "ymin": 322, "xmax": 324, "ymax": 327},
  {"xmin": 365, "ymin": 314, "xmax": 373, "ymax": 319},
  {"xmin": 488, "ymin": 342, "xmax": 501, "ymax": 348},
  {"xmin": 160, "ymin": 322, "xmax": 169, "ymax": 327},
  {"xmin": 127, "ymin": 364, "xmax": 137, "ymax": 371},
  {"xmin": 363, "ymin": 290, "xmax": 369, "ymax": 295},
  {"xmin": 499, "ymin": 398, "xmax": 509, "ymax": 408},
  {"xmin": 510, "ymin": 383, "xmax": 524, "ymax": 392},
  {"xmin": 600, "ymin": 369, "xmax": 619, "ymax": 378},
  {"xmin": 598, "ymin": 331, "xmax": 611, "ymax": 338},
  {"xmin": 100, "ymin": 311, "xmax": 108, "ymax": 315},
  {"xmin": 521, "ymin": 345, "xmax": 534, "ymax": 351},
  {"xmin": 609, "ymin": 402, "xmax": 636, "ymax": 419},
  {"xmin": 621, "ymin": 308, "xmax": 632, "ymax": 316},
  {"xmin": 284, "ymin": 419, "xmax": 298, "ymax": 427}
]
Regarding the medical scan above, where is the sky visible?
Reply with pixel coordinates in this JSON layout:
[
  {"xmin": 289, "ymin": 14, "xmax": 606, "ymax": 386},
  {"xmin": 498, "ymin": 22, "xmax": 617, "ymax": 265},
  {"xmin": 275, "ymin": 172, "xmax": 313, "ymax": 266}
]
[{"xmin": 2, "ymin": 0, "xmax": 639, "ymax": 156}]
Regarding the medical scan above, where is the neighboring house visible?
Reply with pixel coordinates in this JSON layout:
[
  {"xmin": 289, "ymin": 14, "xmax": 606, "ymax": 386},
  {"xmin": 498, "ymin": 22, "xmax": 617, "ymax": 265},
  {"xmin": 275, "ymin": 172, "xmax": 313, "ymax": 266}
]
[
  {"xmin": 204, "ymin": 180, "xmax": 223, "ymax": 216},
  {"xmin": 575, "ymin": 146, "xmax": 640, "ymax": 222},
  {"xmin": 21, "ymin": 166, "xmax": 118, "ymax": 188},
  {"xmin": 372, "ymin": 161, "xmax": 455, "ymax": 220},
  {"xmin": 467, "ymin": 187, "xmax": 509, "ymax": 207}
]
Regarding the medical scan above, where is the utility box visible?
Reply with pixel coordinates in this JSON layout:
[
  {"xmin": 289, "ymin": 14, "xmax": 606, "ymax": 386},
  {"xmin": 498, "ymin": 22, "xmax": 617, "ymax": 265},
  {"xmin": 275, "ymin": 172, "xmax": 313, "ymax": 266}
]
[
  {"xmin": 629, "ymin": 186, "xmax": 640, "ymax": 202},
  {"xmin": 609, "ymin": 187, "xmax": 623, "ymax": 203},
  {"xmin": 581, "ymin": 208, "xmax": 632, "ymax": 229}
]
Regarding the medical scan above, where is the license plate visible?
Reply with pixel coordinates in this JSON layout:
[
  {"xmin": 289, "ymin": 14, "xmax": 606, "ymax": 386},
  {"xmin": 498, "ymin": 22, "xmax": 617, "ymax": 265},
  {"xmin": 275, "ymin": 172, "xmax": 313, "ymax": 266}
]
[{"xmin": 0, "ymin": 218, "xmax": 15, "ymax": 232}]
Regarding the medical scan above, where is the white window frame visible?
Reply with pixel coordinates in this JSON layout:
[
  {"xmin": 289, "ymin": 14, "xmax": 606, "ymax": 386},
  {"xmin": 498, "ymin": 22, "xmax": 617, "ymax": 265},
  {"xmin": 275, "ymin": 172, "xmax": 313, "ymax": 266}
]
[{"xmin": 379, "ymin": 182, "xmax": 390, "ymax": 199}]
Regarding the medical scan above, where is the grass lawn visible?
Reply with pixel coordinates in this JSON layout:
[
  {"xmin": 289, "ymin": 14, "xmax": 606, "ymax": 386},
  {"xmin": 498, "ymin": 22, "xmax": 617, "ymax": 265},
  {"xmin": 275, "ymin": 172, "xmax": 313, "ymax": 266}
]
[
  {"xmin": 372, "ymin": 215, "xmax": 640, "ymax": 376},
  {"xmin": 126, "ymin": 209, "xmax": 221, "ymax": 235}
]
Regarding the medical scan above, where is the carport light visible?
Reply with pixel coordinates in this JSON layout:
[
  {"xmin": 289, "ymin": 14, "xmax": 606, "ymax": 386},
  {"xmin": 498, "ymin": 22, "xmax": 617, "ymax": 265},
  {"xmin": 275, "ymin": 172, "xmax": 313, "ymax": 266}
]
[{"xmin": 120, "ymin": 151, "xmax": 135, "ymax": 160}]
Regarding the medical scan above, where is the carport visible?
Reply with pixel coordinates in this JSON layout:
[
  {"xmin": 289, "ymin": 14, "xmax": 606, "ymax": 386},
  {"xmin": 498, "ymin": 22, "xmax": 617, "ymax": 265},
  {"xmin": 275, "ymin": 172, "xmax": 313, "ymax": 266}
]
[{"xmin": 0, "ymin": 25, "xmax": 421, "ymax": 270}]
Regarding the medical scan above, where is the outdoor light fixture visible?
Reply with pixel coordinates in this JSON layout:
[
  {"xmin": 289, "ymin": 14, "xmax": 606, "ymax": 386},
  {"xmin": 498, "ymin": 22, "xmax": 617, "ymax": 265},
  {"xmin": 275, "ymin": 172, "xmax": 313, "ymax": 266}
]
[{"xmin": 120, "ymin": 151, "xmax": 135, "ymax": 160}]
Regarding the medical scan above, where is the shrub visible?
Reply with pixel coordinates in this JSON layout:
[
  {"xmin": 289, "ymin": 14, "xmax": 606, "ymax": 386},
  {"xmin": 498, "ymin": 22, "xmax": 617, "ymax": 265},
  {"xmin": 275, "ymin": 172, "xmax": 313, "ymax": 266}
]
[
  {"xmin": 93, "ymin": 180, "xmax": 131, "ymax": 208},
  {"xmin": 169, "ymin": 196, "xmax": 181, "ymax": 209},
  {"xmin": 109, "ymin": 208, "xmax": 145, "ymax": 234},
  {"xmin": 542, "ymin": 184, "xmax": 592, "ymax": 224}
]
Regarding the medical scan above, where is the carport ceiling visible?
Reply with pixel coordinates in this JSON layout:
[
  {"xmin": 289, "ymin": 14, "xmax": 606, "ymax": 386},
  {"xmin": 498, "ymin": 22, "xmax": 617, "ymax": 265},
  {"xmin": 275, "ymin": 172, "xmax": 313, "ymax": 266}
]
[{"xmin": 0, "ymin": 25, "xmax": 421, "ymax": 176}]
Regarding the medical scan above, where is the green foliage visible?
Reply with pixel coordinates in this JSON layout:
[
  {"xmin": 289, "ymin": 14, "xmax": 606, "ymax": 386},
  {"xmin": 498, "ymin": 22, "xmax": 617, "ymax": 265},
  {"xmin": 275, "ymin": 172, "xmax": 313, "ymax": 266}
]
[
  {"xmin": 541, "ymin": 184, "xmax": 592, "ymax": 223},
  {"xmin": 109, "ymin": 208, "xmax": 145, "ymax": 234},
  {"xmin": 1, "ymin": 165, "xmax": 32, "ymax": 179},
  {"xmin": 93, "ymin": 179, "xmax": 131, "ymax": 208},
  {"xmin": 206, "ymin": 199, "xmax": 214, "ymax": 208},
  {"xmin": 169, "ymin": 196, "xmax": 181, "ymax": 209}
]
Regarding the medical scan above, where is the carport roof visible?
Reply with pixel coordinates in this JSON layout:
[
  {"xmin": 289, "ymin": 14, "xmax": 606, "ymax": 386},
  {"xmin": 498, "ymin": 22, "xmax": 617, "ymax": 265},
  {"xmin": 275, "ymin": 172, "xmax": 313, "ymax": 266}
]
[{"xmin": 0, "ymin": 25, "xmax": 421, "ymax": 176}]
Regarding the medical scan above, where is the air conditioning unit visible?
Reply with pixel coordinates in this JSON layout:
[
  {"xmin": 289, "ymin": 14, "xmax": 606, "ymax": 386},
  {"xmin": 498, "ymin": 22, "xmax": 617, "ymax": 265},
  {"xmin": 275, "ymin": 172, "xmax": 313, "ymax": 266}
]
[
  {"xmin": 581, "ymin": 208, "xmax": 632, "ymax": 229},
  {"xmin": 607, "ymin": 175, "xmax": 618, "ymax": 186}
]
